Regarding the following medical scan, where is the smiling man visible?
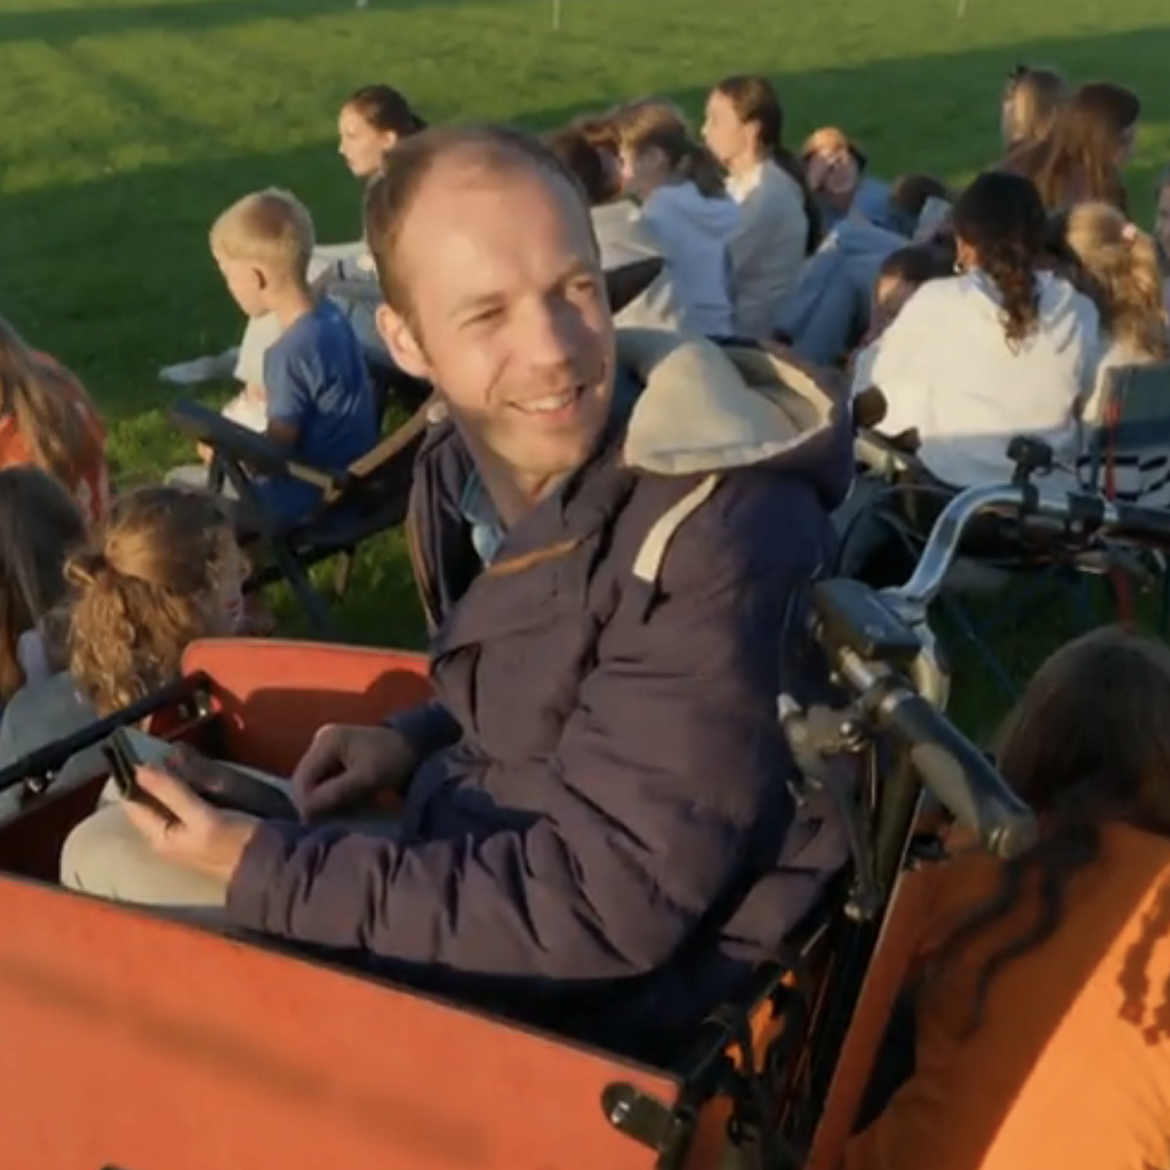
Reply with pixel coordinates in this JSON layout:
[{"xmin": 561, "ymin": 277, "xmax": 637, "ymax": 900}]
[{"xmin": 65, "ymin": 124, "xmax": 854, "ymax": 1059}]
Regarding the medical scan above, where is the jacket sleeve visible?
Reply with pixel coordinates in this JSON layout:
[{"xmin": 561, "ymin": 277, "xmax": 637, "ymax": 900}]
[
  {"xmin": 226, "ymin": 474, "xmax": 833, "ymax": 980},
  {"xmin": 382, "ymin": 700, "xmax": 463, "ymax": 762}
]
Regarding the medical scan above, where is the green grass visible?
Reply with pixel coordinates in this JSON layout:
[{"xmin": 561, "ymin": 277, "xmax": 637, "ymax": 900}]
[{"xmin": 3, "ymin": 0, "xmax": 1170, "ymax": 725}]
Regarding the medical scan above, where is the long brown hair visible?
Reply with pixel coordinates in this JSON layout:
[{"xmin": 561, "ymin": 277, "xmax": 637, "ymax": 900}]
[
  {"xmin": 1063, "ymin": 202, "xmax": 1170, "ymax": 359},
  {"xmin": 1002, "ymin": 64, "xmax": 1069, "ymax": 149},
  {"xmin": 0, "ymin": 466, "xmax": 86, "ymax": 701},
  {"xmin": 66, "ymin": 487, "xmax": 237, "ymax": 716},
  {"xmin": 0, "ymin": 316, "xmax": 98, "ymax": 492},
  {"xmin": 935, "ymin": 626, "xmax": 1170, "ymax": 1035},
  {"xmin": 1005, "ymin": 81, "xmax": 1139, "ymax": 212},
  {"xmin": 711, "ymin": 74, "xmax": 821, "ymax": 254},
  {"xmin": 952, "ymin": 171, "xmax": 1049, "ymax": 348},
  {"xmin": 614, "ymin": 102, "xmax": 727, "ymax": 200}
]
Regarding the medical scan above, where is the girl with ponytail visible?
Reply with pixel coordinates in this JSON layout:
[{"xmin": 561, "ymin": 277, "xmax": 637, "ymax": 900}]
[
  {"xmin": 702, "ymin": 74, "xmax": 818, "ymax": 338},
  {"xmin": 868, "ymin": 171, "xmax": 1100, "ymax": 488},
  {"xmin": 614, "ymin": 101, "xmax": 740, "ymax": 338},
  {"xmin": 0, "ymin": 485, "xmax": 245, "ymax": 770}
]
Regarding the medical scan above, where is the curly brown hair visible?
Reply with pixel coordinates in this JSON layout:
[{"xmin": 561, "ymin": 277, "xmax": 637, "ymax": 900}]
[
  {"xmin": 65, "ymin": 486, "xmax": 238, "ymax": 715},
  {"xmin": 953, "ymin": 171, "xmax": 1048, "ymax": 349},
  {"xmin": 933, "ymin": 626, "xmax": 1170, "ymax": 1038}
]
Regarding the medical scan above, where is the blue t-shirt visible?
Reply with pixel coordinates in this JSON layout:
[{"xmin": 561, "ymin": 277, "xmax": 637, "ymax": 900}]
[{"xmin": 260, "ymin": 299, "xmax": 378, "ymax": 521}]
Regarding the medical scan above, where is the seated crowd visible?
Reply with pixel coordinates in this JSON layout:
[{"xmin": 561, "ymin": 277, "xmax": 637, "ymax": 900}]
[{"xmin": 0, "ymin": 62, "xmax": 1167, "ymax": 1169}]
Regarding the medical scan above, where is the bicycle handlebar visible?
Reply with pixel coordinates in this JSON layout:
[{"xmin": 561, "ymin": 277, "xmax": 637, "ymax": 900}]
[{"xmin": 885, "ymin": 483, "xmax": 1170, "ymax": 615}]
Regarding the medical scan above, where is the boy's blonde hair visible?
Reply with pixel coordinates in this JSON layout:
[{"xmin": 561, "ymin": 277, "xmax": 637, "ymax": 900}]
[
  {"xmin": 65, "ymin": 486, "xmax": 237, "ymax": 716},
  {"xmin": 210, "ymin": 187, "xmax": 315, "ymax": 283}
]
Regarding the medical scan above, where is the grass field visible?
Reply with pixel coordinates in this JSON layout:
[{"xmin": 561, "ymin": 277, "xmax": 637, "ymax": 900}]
[{"xmin": 2, "ymin": 0, "xmax": 1170, "ymax": 719}]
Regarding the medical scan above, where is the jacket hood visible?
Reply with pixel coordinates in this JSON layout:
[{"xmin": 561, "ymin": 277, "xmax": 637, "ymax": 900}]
[
  {"xmin": 592, "ymin": 201, "xmax": 664, "ymax": 269},
  {"xmin": 615, "ymin": 329, "xmax": 854, "ymax": 510},
  {"xmin": 418, "ymin": 332, "xmax": 854, "ymax": 514}
]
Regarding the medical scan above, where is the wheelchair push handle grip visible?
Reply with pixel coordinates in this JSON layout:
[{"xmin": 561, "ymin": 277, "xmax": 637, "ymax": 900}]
[{"xmin": 880, "ymin": 690, "xmax": 1038, "ymax": 859}]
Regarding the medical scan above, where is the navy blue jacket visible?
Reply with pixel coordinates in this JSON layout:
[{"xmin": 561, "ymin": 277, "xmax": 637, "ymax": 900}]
[{"xmin": 227, "ymin": 334, "xmax": 853, "ymax": 1057}]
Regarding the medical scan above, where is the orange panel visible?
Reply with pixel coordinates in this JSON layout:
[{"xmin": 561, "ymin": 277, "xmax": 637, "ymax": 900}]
[
  {"xmin": 0, "ymin": 876, "xmax": 680, "ymax": 1170},
  {"xmin": 182, "ymin": 637, "xmax": 433, "ymax": 776}
]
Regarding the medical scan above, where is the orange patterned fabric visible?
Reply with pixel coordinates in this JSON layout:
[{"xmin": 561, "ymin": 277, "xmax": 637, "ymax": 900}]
[{"xmin": 844, "ymin": 821, "xmax": 1170, "ymax": 1170}]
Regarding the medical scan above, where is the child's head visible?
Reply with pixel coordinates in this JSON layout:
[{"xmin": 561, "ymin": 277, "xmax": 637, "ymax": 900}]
[
  {"xmin": 613, "ymin": 101, "xmax": 726, "ymax": 201},
  {"xmin": 0, "ymin": 465, "xmax": 86, "ymax": 701},
  {"xmin": 209, "ymin": 188, "xmax": 316, "ymax": 317},
  {"xmin": 1001, "ymin": 64, "xmax": 1068, "ymax": 149},
  {"xmin": 338, "ymin": 84, "xmax": 427, "ymax": 180},
  {"xmin": 65, "ymin": 487, "xmax": 245, "ymax": 716},
  {"xmin": 545, "ymin": 126, "xmax": 621, "ymax": 207},
  {"xmin": 872, "ymin": 244, "xmax": 953, "ymax": 325},
  {"xmin": 1063, "ymin": 201, "xmax": 1169, "ymax": 359}
]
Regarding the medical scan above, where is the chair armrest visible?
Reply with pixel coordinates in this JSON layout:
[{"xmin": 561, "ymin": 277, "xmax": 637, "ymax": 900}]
[{"xmin": 167, "ymin": 399, "xmax": 347, "ymax": 494}]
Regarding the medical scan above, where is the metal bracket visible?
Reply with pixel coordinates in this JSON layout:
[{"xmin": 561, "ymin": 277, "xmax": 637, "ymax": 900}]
[{"xmin": 601, "ymin": 1082, "xmax": 694, "ymax": 1169}]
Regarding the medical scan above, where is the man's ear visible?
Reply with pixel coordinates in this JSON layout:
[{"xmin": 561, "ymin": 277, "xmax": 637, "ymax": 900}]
[{"xmin": 376, "ymin": 304, "xmax": 432, "ymax": 382}]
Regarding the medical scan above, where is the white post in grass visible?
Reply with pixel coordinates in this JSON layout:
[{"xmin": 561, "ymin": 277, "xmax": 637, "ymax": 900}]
[{"xmin": 552, "ymin": 0, "xmax": 561, "ymax": 30}]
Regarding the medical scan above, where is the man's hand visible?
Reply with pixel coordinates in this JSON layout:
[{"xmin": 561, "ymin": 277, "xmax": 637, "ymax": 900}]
[
  {"xmin": 121, "ymin": 766, "xmax": 260, "ymax": 885},
  {"xmin": 290, "ymin": 724, "xmax": 419, "ymax": 822}
]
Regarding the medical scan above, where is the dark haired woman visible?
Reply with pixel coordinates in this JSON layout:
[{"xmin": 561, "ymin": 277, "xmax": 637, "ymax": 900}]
[
  {"xmin": 846, "ymin": 625, "xmax": 1170, "ymax": 1170},
  {"xmin": 702, "ymin": 75, "xmax": 818, "ymax": 337},
  {"xmin": 867, "ymin": 171, "xmax": 1099, "ymax": 487}
]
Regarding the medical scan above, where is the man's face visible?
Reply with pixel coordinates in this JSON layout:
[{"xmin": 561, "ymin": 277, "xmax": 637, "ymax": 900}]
[{"xmin": 377, "ymin": 158, "xmax": 615, "ymax": 497}]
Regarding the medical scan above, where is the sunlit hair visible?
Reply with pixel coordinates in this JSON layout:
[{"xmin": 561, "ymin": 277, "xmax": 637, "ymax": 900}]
[
  {"xmin": 0, "ymin": 315, "xmax": 102, "ymax": 498},
  {"xmin": 344, "ymin": 83, "xmax": 427, "ymax": 137},
  {"xmin": 1005, "ymin": 81, "xmax": 1140, "ymax": 212},
  {"xmin": 0, "ymin": 466, "xmax": 85, "ymax": 701},
  {"xmin": 714, "ymin": 75, "xmax": 821, "ymax": 252},
  {"xmin": 935, "ymin": 626, "xmax": 1170, "ymax": 1036},
  {"xmin": 1002, "ymin": 64, "xmax": 1069, "ymax": 148},
  {"xmin": 614, "ymin": 101, "xmax": 727, "ymax": 199},
  {"xmin": 1063, "ymin": 202, "xmax": 1169, "ymax": 359},
  {"xmin": 209, "ymin": 187, "xmax": 316, "ymax": 283},
  {"xmin": 65, "ymin": 487, "xmax": 237, "ymax": 716},
  {"xmin": 545, "ymin": 126, "xmax": 619, "ymax": 205}
]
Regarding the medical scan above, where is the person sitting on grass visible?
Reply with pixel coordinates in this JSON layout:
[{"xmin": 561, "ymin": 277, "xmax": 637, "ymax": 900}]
[
  {"xmin": 866, "ymin": 171, "xmax": 1099, "ymax": 487},
  {"xmin": 2, "ymin": 486, "xmax": 246, "ymax": 795},
  {"xmin": 849, "ymin": 244, "xmax": 955, "ymax": 398},
  {"xmin": 171, "ymin": 187, "xmax": 378, "ymax": 526},
  {"xmin": 845, "ymin": 626, "xmax": 1170, "ymax": 1170},
  {"xmin": 0, "ymin": 315, "xmax": 110, "ymax": 525},
  {"xmin": 545, "ymin": 124, "xmax": 687, "ymax": 333},
  {"xmin": 61, "ymin": 124, "xmax": 853, "ymax": 1063}
]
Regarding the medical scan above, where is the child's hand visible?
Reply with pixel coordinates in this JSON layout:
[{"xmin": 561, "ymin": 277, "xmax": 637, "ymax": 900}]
[{"xmin": 196, "ymin": 441, "xmax": 214, "ymax": 464}]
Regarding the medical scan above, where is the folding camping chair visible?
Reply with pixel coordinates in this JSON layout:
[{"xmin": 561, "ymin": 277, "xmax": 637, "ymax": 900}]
[
  {"xmin": 1077, "ymin": 359, "xmax": 1170, "ymax": 631},
  {"xmin": 168, "ymin": 257, "xmax": 668, "ymax": 636},
  {"xmin": 168, "ymin": 396, "xmax": 433, "ymax": 636}
]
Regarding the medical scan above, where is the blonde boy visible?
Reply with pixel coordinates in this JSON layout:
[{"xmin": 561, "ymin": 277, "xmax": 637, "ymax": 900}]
[{"xmin": 205, "ymin": 188, "xmax": 377, "ymax": 521}]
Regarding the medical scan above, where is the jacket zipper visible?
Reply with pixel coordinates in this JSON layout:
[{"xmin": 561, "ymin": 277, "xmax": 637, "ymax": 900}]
[{"xmin": 405, "ymin": 489, "xmax": 439, "ymax": 636}]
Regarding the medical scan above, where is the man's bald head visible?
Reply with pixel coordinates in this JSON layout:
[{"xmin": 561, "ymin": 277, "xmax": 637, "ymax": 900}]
[{"xmin": 364, "ymin": 124, "xmax": 592, "ymax": 324}]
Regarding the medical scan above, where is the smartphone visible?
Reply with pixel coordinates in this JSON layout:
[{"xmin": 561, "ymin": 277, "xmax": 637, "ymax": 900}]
[{"xmin": 102, "ymin": 728, "xmax": 179, "ymax": 826}]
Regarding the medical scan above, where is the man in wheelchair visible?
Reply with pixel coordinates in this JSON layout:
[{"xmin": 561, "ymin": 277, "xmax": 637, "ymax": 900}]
[{"xmin": 63, "ymin": 124, "xmax": 854, "ymax": 1060}]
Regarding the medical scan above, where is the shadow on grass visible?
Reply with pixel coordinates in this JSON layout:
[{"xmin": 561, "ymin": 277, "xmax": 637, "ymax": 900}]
[{"xmin": 0, "ymin": 0, "xmax": 510, "ymax": 44}]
